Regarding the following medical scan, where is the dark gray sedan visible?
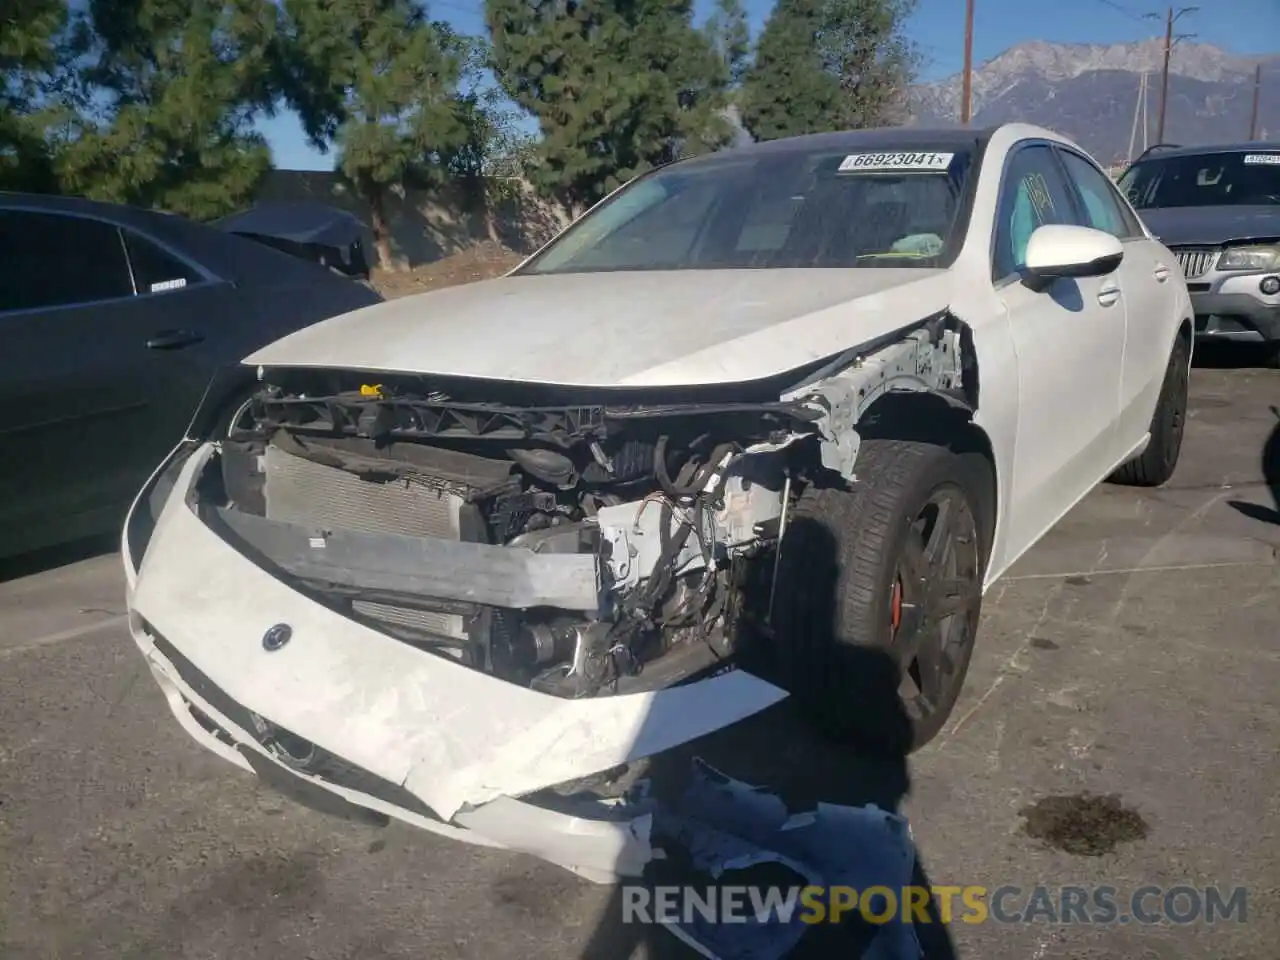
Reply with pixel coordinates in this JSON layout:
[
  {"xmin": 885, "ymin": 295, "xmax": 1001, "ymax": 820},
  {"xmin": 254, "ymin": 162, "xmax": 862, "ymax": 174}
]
[{"xmin": 0, "ymin": 192, "xmax": 383, "ymax": 558}]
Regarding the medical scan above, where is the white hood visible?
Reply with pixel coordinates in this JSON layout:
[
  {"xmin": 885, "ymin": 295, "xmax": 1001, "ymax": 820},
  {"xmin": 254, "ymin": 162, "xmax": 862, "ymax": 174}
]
[{"xmin": 245, "ymin": 268, "xmax": 955, "ymax": 388}]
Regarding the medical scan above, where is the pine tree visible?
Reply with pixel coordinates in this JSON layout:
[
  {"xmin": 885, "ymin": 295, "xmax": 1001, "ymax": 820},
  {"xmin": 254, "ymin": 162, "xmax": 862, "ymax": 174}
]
[
  {"xmin": 1, "ymin": 0, "xmax": 68, "ymax": 191},
  {"xmin": 740, "ymin": 0, "xmax": 917, "ymax": 142},
  {"xmin": 819, "ymin": 0, "xmax": 919, "ymax": 128},
  {"xmin": 435, "ymin": 36, "xmax": 533, "ymax": 246},
  {"xmin": 485, "ymin": 0, "xmax": 733, "ymax": 213},
  {"xmin": 277, "ymin": 0, "xmax": 468, "ymax": 269},
  {"xmin": 55, "ymin": 0, "xmax": 278, "ymax": 219},
  {"xmin": 704, "ymin": 0, "xmax": 751, "ymax": 89}
]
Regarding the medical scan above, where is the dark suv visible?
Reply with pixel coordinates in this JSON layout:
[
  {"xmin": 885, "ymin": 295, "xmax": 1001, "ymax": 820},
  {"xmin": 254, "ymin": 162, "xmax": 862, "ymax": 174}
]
[{"xmin": 1119, "ymin": 143, "xmax": 1280, "ymax": 364}]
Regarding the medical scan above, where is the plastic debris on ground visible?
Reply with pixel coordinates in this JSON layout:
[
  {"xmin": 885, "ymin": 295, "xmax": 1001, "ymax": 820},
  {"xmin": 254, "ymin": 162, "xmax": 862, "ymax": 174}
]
[{"xmin": 628, "ymin": 757, "xmax": 923, "ymax": 960}]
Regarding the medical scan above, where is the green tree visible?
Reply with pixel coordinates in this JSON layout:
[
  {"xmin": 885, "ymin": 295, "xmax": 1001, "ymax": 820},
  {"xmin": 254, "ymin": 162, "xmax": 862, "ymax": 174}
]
[
  {"xmin": 55, "ymin": 0, "xmax": 277, "ymax": 219},
  {"xmin": 1, "ymin": 0, "xmax": 68, "ymax": 191},
  {"xmin": 277, "ymin": 0, "xmax": 468, "ymax": 270},
  {"xmin": 818, "ymin": 0, "xmax": 918, "ymax": 127},
  {"xmin": 740, "ymin": 0, "xmax": 917, "ymax": 142},
  {"xmin": 485, "ymin": 0, "xmax": 733, "ymax": 213},
  {"xmin": 434, "ymin": 36, "xmax": 534, "ymax": 244},
  {"xmin": 704, "ymin": 0, "xmax": 751, "ymax": 89}
]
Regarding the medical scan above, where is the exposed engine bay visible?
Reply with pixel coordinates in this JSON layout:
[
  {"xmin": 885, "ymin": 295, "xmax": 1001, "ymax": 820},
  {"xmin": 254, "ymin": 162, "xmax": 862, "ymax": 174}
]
[{"xmin": 191, "ymin": 317, "xmax": 971, "ymax": 700}]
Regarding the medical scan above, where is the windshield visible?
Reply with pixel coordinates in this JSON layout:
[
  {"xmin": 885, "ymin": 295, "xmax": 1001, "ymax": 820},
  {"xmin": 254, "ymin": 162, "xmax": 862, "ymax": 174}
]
[
  {"xmin": 519, "ymin": 147, "xmax": 974, "ymax": 275},
  {"xmin": 1118, "ymin": 150, "xmax": 1280, "ymax": 209}
]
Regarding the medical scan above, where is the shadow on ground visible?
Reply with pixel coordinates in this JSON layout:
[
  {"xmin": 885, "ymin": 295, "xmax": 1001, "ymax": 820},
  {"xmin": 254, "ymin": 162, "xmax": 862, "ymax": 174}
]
[
  {"xmin": 0, "ymin": 533, "xmax": 117, "ymax": 584},
  {"xmin": 1228, "ymin": 403, "xmax": 1280, "ymax": 526},
  {"xmin": 1190, "ymin": 340, "xmax": 1276, "ymax": 371},
  {"xmin": 577, "ymin": 516, "xmax": 959, "ymax": 960},
  {"xmin": 1189, "ymin": 341, "xmax": 1280, "ymax": 527}
]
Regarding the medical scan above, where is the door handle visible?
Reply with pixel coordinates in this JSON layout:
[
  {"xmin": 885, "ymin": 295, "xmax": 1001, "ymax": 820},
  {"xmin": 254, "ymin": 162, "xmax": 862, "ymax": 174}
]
[
  {"xmin": 1097, "ymin": 284, "xmax": 1121, "ymax": 307},
  {"xmin": 1153, "ymin": 264, "xmax": 1171, "ymax": 283},
  {"xmin": 146, "ymin": 329, "xmax": 204, "ymax": 350}
]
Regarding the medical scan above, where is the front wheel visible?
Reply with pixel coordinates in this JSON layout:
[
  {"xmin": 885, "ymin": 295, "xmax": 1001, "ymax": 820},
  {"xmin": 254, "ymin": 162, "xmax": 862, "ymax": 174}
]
[
  {"xmin": 1110, "ymin": 333, "xmax": 1190, "ymax": 487},
  {"xmin": 768, "ymin": 440, "xmax": 995, "ymax": 754}
]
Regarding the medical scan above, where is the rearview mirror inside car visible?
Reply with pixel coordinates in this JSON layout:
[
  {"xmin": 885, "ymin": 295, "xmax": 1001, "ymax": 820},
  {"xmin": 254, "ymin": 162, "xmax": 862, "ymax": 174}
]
[{"xmin": 1023, "ymin": 224, "xmax": 1124, "ymax": 287}]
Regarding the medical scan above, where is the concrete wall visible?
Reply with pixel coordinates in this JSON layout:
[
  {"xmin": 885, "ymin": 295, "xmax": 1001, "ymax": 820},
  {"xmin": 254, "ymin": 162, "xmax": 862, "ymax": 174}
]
[{"xmin": 254, "ymin": 170, "xmax": 572, "ymax": 269}]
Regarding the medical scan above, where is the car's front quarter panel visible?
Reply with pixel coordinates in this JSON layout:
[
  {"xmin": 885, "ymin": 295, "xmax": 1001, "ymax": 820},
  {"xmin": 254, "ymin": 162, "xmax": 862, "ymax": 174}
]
[{"xmin": 945, "ymin": 129, "xmax": 1028, "ymax": 582}]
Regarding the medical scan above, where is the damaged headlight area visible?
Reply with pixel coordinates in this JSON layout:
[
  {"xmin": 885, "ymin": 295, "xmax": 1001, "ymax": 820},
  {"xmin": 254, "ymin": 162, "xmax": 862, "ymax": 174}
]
[{"xmin": 156, "ymin": 316, "xmax": 968, "ymax": 703}]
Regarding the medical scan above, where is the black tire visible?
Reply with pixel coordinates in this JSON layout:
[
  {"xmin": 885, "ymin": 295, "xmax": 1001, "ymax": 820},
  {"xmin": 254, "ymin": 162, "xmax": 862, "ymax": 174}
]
[
  {"xmin": 769, "ymin": 440, "xmax": 994, "ymax": 754},
  {"xmin": 1110, "ymin": 334, "xmax": 1190, "ymax": 487}
]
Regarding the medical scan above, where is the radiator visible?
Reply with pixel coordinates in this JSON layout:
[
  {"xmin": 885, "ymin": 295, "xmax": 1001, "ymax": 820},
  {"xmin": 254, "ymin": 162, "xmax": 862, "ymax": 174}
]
[{"xmin": 262, "ymin": 444, "xmax": 468, "ymax": 640}]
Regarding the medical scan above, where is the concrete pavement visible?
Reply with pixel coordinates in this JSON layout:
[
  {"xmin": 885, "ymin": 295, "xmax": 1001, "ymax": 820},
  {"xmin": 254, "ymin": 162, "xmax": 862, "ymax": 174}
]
[{"xmin": 1, "ymin": 357, "xmax": 1277, "ymax": 959}]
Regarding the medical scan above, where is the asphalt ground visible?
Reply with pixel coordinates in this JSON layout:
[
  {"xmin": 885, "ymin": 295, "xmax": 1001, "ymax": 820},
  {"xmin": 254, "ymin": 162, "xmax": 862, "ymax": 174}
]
[{"xmin": 1, "ymin": 344, "xmax": 1277, "ymax": 959}]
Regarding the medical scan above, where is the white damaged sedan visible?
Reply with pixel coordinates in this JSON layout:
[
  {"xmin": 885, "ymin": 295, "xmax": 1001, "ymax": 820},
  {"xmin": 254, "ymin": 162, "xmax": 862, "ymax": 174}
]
[{"xmin": 122, "ymin": 122, "xmax": 1192, "ymax": 881}]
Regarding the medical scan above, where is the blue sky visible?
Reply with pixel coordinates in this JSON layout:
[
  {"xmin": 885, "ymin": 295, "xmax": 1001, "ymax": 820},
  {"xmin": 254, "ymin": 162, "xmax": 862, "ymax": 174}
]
[{"xmin": 259, "ymin": 0, "xmax": 1280, "ymax": 170}]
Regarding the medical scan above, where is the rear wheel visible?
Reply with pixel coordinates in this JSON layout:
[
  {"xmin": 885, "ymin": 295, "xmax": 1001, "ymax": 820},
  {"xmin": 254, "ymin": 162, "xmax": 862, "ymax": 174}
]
[
  {"xmin": 768, "ymin": 440, "xmax": 994, "ymax": 754},
  {"xmin": 1111, "ymin": 333, "xmax": 1190, "ymax": 487}
]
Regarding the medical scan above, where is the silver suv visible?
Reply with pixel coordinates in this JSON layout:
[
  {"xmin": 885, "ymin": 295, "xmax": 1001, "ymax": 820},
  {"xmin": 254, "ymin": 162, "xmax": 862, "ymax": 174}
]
[{"xmin": 1118, "ymin": 144, "xmax": 1280, "ymax": 365}]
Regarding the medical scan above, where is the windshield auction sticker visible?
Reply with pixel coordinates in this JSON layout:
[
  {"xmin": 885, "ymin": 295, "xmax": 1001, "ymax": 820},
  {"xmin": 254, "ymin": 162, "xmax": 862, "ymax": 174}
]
[
  {"xmin": 1242, "ymin": 154, "xmax": 1280, "ymax": 165},
  {"xmin": 838, "ymin": 151, "xmax": 955, "ymax": 172}
]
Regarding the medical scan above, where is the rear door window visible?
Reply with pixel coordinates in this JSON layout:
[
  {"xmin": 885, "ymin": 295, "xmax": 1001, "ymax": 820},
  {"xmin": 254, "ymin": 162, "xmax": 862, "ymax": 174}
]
[
  {"xmin": 122, "ymin": 231, "xmax": 205, "ymax": 294},
  {"xmin": 0, "ymin": 210, "xmax": 134, "ymax": 312}
]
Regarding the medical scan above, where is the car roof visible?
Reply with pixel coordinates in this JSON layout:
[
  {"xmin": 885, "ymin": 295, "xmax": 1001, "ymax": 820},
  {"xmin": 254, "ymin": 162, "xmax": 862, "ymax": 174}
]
[
  {"xmin": 729, "ymin": 125, "xmax": 1001, "ymax": 154},
  {"xmin": 1133, "ymin": 141, "xmax": 1280, "ymax": 161},
  {"xmin": 0, "ymin": 190, "xmax": 200, "ymax": 238},
  {"xmin": 673, "ymin": 122, "xmax": 1079, "ymax": 169},
  {"xmin": 673, "ymin": 126, "xmax": 999, "ymax": 167},
  {"xmin": 0, "ymin": 190, "xmax": 328, "ymax": 285}
]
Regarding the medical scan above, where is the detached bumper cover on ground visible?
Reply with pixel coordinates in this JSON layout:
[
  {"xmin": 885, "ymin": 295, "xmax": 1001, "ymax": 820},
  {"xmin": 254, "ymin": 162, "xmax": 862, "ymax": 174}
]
[
  {"xmin": 122, "ymin": 442, "xmax": 790, "ymax": 880},
  {"xmin": 647, "ymin": 759, "xmax": 922, "ymax": 959}
]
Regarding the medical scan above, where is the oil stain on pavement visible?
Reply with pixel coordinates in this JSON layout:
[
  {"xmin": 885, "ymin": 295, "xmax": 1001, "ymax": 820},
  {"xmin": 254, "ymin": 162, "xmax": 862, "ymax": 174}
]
[{"xmin": 1018, "ymin": 793, "xmax": 1149, "ymax": 856}]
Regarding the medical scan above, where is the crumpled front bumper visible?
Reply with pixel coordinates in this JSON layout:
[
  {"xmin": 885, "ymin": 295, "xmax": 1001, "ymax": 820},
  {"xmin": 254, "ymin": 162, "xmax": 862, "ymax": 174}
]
[{"xmin": 121, "ymin": 442, "xmax": 788, "ymax": 882}]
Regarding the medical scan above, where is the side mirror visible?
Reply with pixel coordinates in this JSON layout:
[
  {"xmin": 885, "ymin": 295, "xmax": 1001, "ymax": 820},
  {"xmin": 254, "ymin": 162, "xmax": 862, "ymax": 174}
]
[{"xmin": 1023, "ymin": 224, "xmax": 1124, "ymax": 287}]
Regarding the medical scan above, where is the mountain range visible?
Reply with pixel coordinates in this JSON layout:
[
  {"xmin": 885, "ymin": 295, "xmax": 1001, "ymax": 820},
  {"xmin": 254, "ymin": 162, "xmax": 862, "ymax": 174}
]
[{"xmin": 910, "ymin": 40, "xmax": 1280, "ymax": 164}]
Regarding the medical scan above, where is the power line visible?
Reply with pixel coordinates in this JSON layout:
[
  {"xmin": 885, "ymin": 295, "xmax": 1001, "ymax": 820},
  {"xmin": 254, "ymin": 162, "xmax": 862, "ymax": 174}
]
[{"xmin": 1089, "ymin": 0, "xmax": 1154, "ymax": 23}]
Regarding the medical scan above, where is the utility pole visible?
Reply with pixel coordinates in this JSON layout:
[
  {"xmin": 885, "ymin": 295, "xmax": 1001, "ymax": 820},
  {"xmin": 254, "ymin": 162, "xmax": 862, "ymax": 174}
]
[
  {"xmin": 1150, "ymin": 6, "xmax": 1197, "ymax": 144},
  {"xmin": 1141, "ymin": 73, "xmax": 1149, "ymax": 151},
  {"xmin": 960, "ymin": 0, "xmax": 975, "ymax": 124},
  {"xmin": 1249, "ymin": 64, "xmax": 1262, "ymax": 140},
  {"xmin": 1128, "ymin": 71, "xmax": 1147, "ymax": 161}
]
